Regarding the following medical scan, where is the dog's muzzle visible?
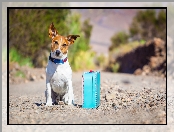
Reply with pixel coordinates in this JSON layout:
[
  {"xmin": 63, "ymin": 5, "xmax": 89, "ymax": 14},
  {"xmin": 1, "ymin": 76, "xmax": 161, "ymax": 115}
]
[{"xmin": 56, "ymin": 50, "xmax": 61, "ymax": 56}]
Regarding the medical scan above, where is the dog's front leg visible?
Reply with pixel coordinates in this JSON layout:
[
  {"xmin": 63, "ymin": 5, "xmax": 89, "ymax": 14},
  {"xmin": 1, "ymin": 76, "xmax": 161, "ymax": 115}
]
[
  {"xmin": 46, "ymin": 81, "xmax": 53, "ymax": 106},
  {"xmin": 67, "ymin": 80, "xmax": 74, "ymax": 105}
]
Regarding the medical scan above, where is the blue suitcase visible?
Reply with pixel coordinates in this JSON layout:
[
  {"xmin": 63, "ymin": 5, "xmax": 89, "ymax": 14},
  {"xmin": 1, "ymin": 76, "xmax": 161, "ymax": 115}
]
[{"xmin": 82, "ymin": 70, "xmax": 100, "ymax": 109}]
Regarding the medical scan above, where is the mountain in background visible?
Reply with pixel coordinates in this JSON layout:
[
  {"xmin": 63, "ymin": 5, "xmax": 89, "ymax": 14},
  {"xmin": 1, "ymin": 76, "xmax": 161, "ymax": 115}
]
[{"xmin": 71, "ymin": 9, "xmax": 139, "ymax": 55}]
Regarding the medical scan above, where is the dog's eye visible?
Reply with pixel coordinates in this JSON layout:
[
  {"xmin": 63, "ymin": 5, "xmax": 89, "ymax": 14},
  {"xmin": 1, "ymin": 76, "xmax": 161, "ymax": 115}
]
[
  {"xmin": 62, "ymin": 44, "xmax": 67, "ymax": 47},
  {"xmin": 54, "ymin": 41, "xmax": 58, "ymax": 44}
]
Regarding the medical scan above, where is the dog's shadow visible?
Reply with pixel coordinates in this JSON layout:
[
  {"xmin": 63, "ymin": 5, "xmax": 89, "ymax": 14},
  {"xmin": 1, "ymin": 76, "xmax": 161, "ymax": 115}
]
[
  {"xmin": 73, "ymin": 103, "xmax": 82, "ymax": 108},
  {"xmin": 34, "ymin": 102, "xmax": 82, "ymax": 108},
  {"xmin": 34, "ymin": 102, "xmax": 58, "ymax": 106},
  {"xmin": 34, "ymin": 102, "xmax": 46, "ymax": 106}
]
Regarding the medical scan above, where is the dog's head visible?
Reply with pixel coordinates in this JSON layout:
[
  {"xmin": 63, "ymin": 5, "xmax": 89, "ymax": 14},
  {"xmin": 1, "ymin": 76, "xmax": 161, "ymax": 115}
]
[{"xmin": 49, "ymin": 22, "xmax": 80, "ymax": 58}]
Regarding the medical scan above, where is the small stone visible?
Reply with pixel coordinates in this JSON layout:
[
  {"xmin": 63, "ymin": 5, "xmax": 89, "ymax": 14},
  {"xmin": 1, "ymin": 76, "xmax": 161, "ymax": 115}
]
[
  {"xmin": 122, "ymin": 98, "xmax": 127, "ymax": 102},
  {"xmin": 30, "ymin": 75, "xmax": 36, "ymax": 81},
  {"xmin": 51, "ymin": 107, "xmax": 56, "ymax": 110},
  {"xmin": 112, "ymin": 103, "xmax": 116, "ymax": 107},
  {"xmin": 60, "ymin": 105, "xmax": 65, "ymax": 110},
  {"xmin": 40, "ymin": 74, "xmax": 45, "ymax": 79},
  {"xmin": 105, "ymin": 93, "xmax": 115, "ymax": 101},
  {"xmin": 134, "ymin": 68, "xmax": 142, "ymax": 75},
  {"xmin": 118, "ymin": 89, "xmax": 124, "ymax": 93},
  {"xmin": 122, "ymin": 102, "xmax": 127, "ymax": 106},
  {"xmin": 32, "ymin": 104, "xmax": 37, "ymax": 110},
  {"xmin": 46, "ymin": 107, "xmax": 49, "ymax": 110},
  {"xmin": 34, "ymin": 110, "xmax": 39, "ymax": 114},
  {"xmin": 41, "ymin": 107, "xmax": 46, "ymax": 110},
  {"xmin": 58, "ymin": 101, "xmax": 64, "ymax": 105},
  {"xmin": 127, "ymin": 98, "xmax": 131, "ymax": 102}
]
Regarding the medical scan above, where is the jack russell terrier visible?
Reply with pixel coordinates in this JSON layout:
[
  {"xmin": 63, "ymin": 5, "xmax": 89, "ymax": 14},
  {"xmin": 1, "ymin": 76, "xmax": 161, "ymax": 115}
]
[{"xmin": 45, "ymin": 22, "xmax": 80, "ymax": 106}]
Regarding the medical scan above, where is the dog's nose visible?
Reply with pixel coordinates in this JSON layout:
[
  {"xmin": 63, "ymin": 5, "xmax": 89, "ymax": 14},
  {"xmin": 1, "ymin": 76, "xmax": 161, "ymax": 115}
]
[{"xmin": 56, "ymin": 50, "xmax": 61, "ymax": 56}]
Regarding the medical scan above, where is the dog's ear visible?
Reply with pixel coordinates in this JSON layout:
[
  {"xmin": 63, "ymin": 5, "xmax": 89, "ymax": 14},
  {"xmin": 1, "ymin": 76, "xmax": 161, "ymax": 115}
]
[
  {"xmin": 66, "ymin": 35, "xmax": 80, "ymax": 45},
  {"xmin": 49, "ymin": 22, "xmax": 58, "ymax": 39}
]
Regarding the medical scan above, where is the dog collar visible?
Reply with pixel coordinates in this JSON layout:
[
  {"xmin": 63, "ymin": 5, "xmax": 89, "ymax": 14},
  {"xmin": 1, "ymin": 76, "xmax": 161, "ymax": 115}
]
[{"xmin": 49, "ymin": 53, "xmax": 67, "ymax": 64}]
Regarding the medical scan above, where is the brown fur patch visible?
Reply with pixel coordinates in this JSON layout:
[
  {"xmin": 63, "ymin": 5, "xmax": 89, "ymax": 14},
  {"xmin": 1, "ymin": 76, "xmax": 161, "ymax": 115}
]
[
  {"xmin": 49, "ymin": 23, "xmax": 80, "ymax": 54},
  {"xmin": 51, "ymin": 35, "xmax": 69, "ymax": 54},
  {"xmin": 66, "ymin": 35, "xmax": 80, "ymax": 45},
  {"xmin": 49, "ymin": 22, "xmax": 58, "ymax": 39}
]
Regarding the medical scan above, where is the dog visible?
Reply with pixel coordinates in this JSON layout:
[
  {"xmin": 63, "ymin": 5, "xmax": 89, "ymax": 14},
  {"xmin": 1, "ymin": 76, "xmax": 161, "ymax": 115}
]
[{"xmin": 45, "ymin": 22, "xmax": 80, "ymax": 106}]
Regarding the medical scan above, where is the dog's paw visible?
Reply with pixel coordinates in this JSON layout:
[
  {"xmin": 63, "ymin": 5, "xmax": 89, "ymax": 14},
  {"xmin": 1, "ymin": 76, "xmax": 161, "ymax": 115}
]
[
  {"xmin": 67, "ymin": 95, "xmax": 74, "ymax": 105},
  {"xmin": 67, "ymin": 99, "xmax": 74, "ymax": 105},
  {"xmin": 46, "ymin": 102, "xmax": 52, "ymax": 106}
]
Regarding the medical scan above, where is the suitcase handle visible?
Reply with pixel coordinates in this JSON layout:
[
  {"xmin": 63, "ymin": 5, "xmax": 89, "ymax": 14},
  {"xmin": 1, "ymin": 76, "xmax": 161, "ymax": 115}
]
[{"xmin": 89, "ymin": 70, "xmax": 94, "ymax": 73}]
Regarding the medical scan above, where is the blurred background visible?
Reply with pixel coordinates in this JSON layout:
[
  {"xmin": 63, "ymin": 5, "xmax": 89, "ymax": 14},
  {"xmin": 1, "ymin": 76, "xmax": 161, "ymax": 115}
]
[{"xmin": 4, "ymin": 2, "xmax": 171, "ymax": 84}]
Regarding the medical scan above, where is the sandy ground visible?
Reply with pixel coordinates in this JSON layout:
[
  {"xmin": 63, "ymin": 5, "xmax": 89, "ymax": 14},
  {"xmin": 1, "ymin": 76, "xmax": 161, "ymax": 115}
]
[{"xmin": 8, "ymin": 71, "xmax": 166, "ymax": 124}]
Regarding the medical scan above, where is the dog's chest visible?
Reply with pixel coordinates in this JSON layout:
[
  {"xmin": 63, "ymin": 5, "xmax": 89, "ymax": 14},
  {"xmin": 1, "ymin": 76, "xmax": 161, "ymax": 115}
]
[
  {"xmin": 50, "ymin": 70, "xmax": 68, "ymax": 95},
  {"xmin": 47, "ymin": 61, "xmax": 72, "ymax": 95}
]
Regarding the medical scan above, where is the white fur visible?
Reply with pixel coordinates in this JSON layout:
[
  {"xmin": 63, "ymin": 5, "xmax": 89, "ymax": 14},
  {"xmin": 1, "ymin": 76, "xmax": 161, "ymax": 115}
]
[{"xmin": 45, "ymin": 52, "xmax": 74, "ymax": 106}]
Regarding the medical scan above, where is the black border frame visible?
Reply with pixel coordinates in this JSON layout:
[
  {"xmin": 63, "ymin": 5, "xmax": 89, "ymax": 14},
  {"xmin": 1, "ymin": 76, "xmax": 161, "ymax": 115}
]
[{"xmin": 7, "ymin": 6, "xmax": 167, "ymax": 125}]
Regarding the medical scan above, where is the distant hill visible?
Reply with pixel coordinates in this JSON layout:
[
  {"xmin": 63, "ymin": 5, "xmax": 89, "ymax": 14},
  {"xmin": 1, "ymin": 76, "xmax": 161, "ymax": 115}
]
[{"xmin": 71, "ymin": 9, "xmax": 139, "ymax": 55}]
